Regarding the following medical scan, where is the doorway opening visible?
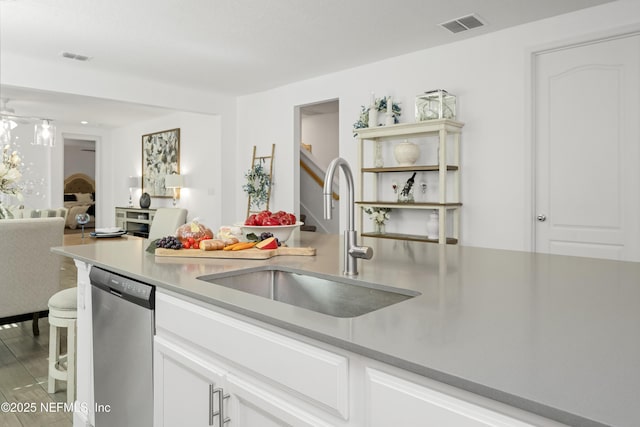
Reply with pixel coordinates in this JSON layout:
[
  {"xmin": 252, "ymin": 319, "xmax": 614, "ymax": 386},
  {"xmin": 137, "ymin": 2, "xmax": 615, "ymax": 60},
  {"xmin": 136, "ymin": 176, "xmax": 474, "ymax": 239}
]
[
  {"xmin": 63, "ymin": 137, "xmax": 97, "ymax": 233},
  {"xmin": 296, "ymin": 99, "xmax": 340, "ymax": 234}
]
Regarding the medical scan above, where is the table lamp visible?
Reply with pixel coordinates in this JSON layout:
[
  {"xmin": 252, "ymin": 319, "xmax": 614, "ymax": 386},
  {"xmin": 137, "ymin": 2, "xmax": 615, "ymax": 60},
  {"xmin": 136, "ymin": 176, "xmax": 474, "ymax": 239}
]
[
  {"xmin": 165, "ymin": 174, "xmax": 183, "ymax": 207},
  {"xmin": 128, "ymin": 176, "xmax": 140, "ymax": 207}
]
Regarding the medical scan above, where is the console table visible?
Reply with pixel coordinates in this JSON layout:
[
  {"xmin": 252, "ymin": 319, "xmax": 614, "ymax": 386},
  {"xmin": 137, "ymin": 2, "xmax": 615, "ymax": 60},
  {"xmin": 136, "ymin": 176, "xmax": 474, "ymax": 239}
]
[{"xmin": 114, "ymin": 207, "xmax": 156, "ymax": 237}]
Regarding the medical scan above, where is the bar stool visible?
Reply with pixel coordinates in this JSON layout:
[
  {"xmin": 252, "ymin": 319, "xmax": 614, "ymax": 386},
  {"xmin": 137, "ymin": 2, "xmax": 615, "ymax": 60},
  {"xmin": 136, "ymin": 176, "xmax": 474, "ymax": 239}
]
[{"xmin": 48, "ymin": 287, "xmax": 77, "ymax": 404}]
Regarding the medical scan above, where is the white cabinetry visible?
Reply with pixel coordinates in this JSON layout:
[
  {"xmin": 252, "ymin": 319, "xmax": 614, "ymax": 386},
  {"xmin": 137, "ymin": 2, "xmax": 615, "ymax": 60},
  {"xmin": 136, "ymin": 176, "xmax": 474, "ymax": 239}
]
[
  {"xmin": 154, "ymin": 292, "xmax": 349, "ymax": 427},
  {"xmin": 154, "ymin": 337, "xmax": 340, "ymax": 427},
  {"xmin": 355, "ymin": 119, "xmax": 463, "ymax": 244},
  {"xmin": 155, "ymin": 290, "xmax": 564, "ymax": 427}
]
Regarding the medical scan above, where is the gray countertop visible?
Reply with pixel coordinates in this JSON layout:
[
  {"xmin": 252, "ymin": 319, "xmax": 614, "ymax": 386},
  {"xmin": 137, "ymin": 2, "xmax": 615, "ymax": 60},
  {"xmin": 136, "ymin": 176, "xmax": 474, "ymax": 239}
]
[{"xmin": 53, "ymin": 232, "xmax": 640, "ymax": 427}]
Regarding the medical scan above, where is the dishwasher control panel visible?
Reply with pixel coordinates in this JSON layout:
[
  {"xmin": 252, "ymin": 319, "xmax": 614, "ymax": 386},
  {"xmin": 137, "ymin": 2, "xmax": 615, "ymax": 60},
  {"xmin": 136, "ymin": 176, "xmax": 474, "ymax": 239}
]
[{"xmin": 90, "ymin": 266, "xmax": 154, "ymax": 309}]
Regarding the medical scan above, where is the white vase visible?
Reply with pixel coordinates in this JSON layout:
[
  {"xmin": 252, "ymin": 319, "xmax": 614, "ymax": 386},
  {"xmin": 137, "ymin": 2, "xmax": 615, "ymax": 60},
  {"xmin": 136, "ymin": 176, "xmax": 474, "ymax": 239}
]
[
  {"xmin": 393, "ymin": 140, "xmax": 420, "ymax": 166},
  {"xmin": 368, "ymin": 108, "xmax": 378, "ymax": 127},
  {"xmin": 427, "ymin": 211, "xmax": 439, "ymax": 240},
  {"xmin": 374, "ymin": 141, "xmax": 383, "ymax": 168}
]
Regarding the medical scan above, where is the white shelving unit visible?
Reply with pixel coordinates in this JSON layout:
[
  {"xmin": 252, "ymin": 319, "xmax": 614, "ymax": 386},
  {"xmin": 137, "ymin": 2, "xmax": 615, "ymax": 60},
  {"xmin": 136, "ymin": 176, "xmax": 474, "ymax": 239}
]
[{"xmin": 354, "ymin": 119, "xmax": 464, "ymax": 244}]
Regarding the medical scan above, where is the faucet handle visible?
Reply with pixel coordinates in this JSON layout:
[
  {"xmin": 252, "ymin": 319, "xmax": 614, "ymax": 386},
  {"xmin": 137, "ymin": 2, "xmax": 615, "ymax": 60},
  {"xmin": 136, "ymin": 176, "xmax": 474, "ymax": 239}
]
[{"xmin": 349, "ymin": 245, "xmax": 373, "ymax": 260}]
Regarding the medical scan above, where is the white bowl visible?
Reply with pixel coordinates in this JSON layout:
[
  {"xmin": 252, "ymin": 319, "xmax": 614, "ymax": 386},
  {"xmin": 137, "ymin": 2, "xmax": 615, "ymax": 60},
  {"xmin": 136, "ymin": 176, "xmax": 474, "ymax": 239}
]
[{"xmin": 237, "ymin": 221, "xmax": 303, "ymax": 243}]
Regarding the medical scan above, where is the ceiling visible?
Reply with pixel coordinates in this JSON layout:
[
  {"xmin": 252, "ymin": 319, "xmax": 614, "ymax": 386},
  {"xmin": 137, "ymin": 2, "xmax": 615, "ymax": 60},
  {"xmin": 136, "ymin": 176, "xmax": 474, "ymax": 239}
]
[{"xmin": 0, "ymin": 0, "xmax": 614, "ymax": 128}]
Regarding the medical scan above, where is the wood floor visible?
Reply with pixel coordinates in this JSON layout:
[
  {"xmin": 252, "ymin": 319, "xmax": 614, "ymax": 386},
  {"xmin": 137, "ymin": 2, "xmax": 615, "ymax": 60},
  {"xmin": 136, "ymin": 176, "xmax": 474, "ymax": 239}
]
[{"xmin": 0, "ymin": 257, "xmax": 77, "ymax": 427}]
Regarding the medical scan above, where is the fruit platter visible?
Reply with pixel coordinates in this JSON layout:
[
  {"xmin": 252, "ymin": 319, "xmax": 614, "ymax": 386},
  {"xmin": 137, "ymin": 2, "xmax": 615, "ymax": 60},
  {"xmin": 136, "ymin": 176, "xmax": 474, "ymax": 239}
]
[{"xmin": 153, "ymin": 211, "xmax": 315, "ymax": 259}]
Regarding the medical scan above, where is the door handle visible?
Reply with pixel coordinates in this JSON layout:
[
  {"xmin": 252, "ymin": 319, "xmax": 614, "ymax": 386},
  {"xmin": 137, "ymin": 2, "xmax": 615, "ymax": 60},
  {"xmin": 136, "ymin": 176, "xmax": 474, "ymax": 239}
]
[{"xmin": 536, "ymin": 214, "xmax": 547, "ymax": 222}]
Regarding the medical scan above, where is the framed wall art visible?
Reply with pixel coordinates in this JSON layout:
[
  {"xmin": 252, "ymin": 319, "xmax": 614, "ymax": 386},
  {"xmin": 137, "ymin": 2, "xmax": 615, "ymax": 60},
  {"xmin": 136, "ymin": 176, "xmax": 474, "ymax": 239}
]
[{"xmin": 141, "ymin": 128, "xmax": 180, "ymax": 198}]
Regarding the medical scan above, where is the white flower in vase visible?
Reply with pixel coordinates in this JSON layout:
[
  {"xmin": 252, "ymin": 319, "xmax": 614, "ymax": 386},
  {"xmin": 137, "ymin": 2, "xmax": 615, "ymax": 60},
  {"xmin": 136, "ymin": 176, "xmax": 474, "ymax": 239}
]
[{"xmin": 363, "ymin": 207, "xmax": 391, "ymax": 234}]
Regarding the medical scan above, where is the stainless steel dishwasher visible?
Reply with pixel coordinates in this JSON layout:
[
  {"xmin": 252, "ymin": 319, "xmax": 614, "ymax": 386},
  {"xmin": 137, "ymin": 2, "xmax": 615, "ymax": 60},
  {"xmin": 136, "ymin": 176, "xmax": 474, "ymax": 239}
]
[{"xmin": 90, "ymin": 266, "xmax": 154, "ymax": 427}]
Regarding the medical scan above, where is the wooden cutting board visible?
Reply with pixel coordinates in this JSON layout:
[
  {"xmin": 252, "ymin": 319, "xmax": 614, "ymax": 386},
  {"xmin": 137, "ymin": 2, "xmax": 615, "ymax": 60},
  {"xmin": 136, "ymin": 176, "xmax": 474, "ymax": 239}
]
[{"xmin": 155, "ymin": 246, "xmax": 316, "ymax": 259}]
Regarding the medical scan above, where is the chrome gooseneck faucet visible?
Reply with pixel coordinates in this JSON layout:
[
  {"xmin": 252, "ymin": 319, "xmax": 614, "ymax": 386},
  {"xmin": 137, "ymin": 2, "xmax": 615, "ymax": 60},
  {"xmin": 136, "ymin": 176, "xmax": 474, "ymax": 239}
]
[{"xmin": 323, "ymin": 157, "xmax": 373, "ymax": 275}]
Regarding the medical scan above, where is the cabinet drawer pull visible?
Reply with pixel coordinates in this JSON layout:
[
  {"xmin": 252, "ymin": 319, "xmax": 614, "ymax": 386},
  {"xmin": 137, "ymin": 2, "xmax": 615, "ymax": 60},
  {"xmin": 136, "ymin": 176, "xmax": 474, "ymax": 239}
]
[
  {"xmin": 209, "ymin": 384, "xmax": 216, "ymax": 426},
  {"xmin": 210, "ymin": 386, "xmax": 230, "ymax": 426},
  {"xmin": 218, "ymin": 387, "xmax": 231, "ymax": 425}
]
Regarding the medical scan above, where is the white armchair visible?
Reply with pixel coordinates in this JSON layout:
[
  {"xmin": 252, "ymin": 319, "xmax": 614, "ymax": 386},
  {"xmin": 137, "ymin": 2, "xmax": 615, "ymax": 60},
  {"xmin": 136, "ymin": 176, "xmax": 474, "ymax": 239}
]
[{"xmin": 0, "ymin": 217, "xmax": 65, "ymax": 335}]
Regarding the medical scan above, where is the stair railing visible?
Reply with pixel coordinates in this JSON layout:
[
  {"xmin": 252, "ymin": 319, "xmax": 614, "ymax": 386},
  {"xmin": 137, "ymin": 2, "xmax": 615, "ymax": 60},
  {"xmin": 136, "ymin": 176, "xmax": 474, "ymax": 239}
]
[{"xmin": 300, "ymin": 148, "xmax": 339, "ymax": 200}]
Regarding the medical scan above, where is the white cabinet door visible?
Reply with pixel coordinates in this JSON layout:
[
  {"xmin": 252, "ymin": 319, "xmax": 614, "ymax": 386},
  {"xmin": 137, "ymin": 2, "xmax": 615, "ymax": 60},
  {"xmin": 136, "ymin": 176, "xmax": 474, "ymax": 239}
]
[
  {"xmin": 155, "ymin": 335, "xmax": 336, "ymax": 427},
  {"xmin": 534, "ymin": 33, "xmax": 640, "ymax": 261},
  {"xmin": 154, "ymin": 337, "xmax": 227, "ymax": 427},
  {"xmin": 366, "ymin": 368, "xmax": 537, "ymax": 427}
]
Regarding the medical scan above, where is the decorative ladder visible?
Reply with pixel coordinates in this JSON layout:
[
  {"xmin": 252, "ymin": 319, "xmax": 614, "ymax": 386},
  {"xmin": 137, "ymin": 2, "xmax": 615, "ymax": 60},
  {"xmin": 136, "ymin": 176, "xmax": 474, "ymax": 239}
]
[{"xmin": 246, "ymin": 144, "xmax": 275, "ymax": 218}]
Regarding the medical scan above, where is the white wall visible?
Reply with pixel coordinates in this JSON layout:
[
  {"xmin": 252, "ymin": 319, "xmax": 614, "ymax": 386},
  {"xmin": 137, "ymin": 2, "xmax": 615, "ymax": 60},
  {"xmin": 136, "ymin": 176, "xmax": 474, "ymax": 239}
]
[
  {"xmin": 301, "ymin": 112, "xmax": 339, "ymax": 170},
  {"xmin": 107, "ymin": 111, "xmax": 222, "ymax": 228},
  {"xmin": 236, "ymin": 0, "xmax": 640, "ymax": 251}
]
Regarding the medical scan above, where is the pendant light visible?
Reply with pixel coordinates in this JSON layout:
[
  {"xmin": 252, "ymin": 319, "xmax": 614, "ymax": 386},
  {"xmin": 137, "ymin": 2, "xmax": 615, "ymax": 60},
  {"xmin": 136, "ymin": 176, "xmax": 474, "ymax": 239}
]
[
  {"xmin": 0, "ymin": 117, "xmax": 18, "ymax": 145},
  {"xmin": 33, "ymin": 119, "xmax": 56, "ymax": 147}
]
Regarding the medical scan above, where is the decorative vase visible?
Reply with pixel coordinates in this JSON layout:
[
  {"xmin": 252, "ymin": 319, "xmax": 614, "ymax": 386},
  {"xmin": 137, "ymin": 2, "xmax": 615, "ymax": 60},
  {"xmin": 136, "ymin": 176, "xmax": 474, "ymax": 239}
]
[
  {"xmin": 427, "ymin": 211, "xmax": 439, "ymax": 240},
  {"xmin": 374, "ymin": 222, "xmax": 386, "ymax": 234},
  {"xmin": 139, "ymin": 192, "xmax": 151, "ymax": 208},
  {"xmin": 374, "ymin": 141, "xmax": 384, "ymax": 168},
  {"xmin": 393, "ymin": 140, "xmax": 420, "ymax": 166}
]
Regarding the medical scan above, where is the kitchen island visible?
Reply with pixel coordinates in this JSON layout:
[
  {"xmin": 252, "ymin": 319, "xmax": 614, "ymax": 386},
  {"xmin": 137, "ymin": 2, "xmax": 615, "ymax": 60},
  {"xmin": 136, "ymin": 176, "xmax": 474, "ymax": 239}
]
[{"xmin": 53, "ymin": 232, "xmax": 640, "ymax": 427}]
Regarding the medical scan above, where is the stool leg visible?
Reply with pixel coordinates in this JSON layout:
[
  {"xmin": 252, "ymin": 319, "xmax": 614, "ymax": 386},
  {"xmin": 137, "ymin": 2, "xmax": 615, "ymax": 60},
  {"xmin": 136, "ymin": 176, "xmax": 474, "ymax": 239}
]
[
  {"xmin": 66, "ymin": 320, "xmax": 76, "ymax": 404},
  {"xmin": 48, "ymin": 324, "xmax": 59, "ymax": 393},
  {"xmin": 32, "ymin": 312, "xmax": 40, "ymax": 336}
]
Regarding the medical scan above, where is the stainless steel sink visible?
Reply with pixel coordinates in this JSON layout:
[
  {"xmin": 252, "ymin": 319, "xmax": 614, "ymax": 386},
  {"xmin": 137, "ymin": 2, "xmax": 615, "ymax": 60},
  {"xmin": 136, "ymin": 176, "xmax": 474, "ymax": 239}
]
[{"xmin": 197, "ymin": 267, "xmax": 419, "ymax": 318}]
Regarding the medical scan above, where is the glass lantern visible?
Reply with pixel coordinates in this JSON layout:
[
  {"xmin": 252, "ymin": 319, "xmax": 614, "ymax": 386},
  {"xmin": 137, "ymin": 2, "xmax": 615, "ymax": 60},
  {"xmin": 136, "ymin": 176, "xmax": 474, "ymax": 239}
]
[{"xmin": 415, "ymin": 89, "xmax": 456, "ymax": 121}]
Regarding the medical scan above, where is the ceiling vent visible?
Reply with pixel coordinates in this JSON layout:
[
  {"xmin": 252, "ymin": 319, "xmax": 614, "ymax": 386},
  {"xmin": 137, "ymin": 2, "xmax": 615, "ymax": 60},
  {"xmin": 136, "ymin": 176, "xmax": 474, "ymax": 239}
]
[
  {"xmin": 440, "ymin": 14, "xmax": 485, "ymax": 34},
  {"xmin": 61, "ymin": 51, "xmax": 92, "ymax": 62}
]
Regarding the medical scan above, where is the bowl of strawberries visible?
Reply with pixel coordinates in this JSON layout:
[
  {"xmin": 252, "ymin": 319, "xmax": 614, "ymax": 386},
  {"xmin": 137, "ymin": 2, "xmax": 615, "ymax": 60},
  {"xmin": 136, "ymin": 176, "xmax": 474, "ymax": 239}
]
[{"xmin": 239, "ymin": 210, "xmax": 302, "ymax": 243}]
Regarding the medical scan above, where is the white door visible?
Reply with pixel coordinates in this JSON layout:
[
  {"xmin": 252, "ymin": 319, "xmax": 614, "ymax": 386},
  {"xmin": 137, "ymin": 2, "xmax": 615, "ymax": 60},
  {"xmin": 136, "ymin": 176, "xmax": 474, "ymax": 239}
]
[{"xmin": 534, "ymin": 33, "xmax": 640, "ymax": 261}]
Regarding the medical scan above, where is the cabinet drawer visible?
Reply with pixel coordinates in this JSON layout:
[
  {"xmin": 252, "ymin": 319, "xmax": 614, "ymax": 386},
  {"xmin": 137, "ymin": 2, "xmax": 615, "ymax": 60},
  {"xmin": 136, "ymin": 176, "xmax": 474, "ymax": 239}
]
[
  {"xmin": 366, "ymin": 368, "xmax": 543, "ymax": 427},
  {"xmin": 156, "ymin": 292, "xmax": 349, "ymax": 419}
]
